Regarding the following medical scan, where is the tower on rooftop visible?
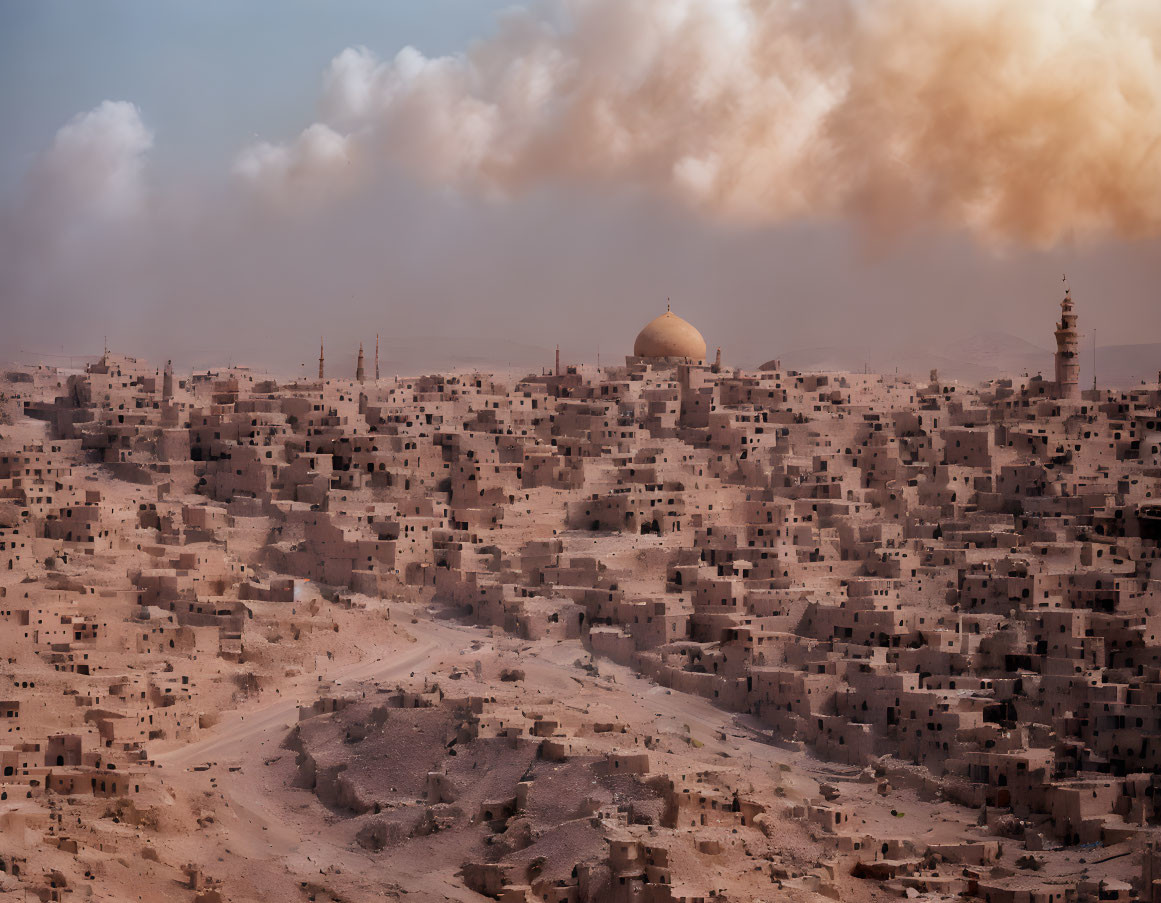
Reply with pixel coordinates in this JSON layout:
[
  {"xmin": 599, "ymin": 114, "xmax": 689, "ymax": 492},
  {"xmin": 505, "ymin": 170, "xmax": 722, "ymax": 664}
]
[{"xmin": 1054, "ymin": 279, "xmax": 1080, "ymax": 401}]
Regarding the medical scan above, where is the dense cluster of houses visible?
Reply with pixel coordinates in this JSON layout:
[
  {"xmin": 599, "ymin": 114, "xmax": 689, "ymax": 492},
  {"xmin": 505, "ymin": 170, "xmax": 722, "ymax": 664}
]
[{"xmin": 1, "ymin": 297, "xmax": 1160, "ymax": 900}]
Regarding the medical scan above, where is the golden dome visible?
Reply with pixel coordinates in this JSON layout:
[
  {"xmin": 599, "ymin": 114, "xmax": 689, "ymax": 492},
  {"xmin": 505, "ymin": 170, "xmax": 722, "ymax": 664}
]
[{"xmin": 633, "ymin": 308, "xmax": 707, "ymax": 361}]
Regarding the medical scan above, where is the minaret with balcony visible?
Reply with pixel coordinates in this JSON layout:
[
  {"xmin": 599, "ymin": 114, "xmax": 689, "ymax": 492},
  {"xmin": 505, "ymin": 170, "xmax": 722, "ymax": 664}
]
[{"xmin": 1054, "ymin": 284, "xmax": 1080, "ymax": 400}]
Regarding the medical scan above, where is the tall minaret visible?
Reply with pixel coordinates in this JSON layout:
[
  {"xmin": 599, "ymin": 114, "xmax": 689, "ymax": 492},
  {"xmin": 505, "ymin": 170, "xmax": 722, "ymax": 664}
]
[
  {"xmin": 375, "ymin": 334, "xmax": 380, "ymax": 381},
  {"xmin": 555, "ymin": 345, "xmax": 561, "ymax": 377},
  {"xmin": 1054, "ymin": 279, "xmax": 1080, "ymax": 400},
  {"xmin": 162, "ymin": 360, "xmax": 174, "ymax": 399},
  {"xmin": 356, "ymin": 343, "xmax": 365, "ymax": 382},
  {"xmin": 318, "ymin": 338, "xmax": 325, "ymax": 380}
]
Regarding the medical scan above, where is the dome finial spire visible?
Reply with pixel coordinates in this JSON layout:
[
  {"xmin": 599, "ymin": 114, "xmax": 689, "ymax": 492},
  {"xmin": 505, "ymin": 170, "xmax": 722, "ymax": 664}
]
[{"xmin": 667, "ymin": 298, "xmax": 671, "ymax": 313}]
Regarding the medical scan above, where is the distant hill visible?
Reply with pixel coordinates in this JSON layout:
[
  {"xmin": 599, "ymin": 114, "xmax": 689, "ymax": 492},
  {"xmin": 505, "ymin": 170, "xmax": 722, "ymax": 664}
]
[
  {"xmin": 1087, "ymin": 344, "xmax": 1161, "ymax": 389},
  {"xmin": 773, "ymin": 334, "xmax": 1161, "ymax": 388},
  {"xmin": 351, "ymin": 335, "xmax": 553, "ymax": 378}
]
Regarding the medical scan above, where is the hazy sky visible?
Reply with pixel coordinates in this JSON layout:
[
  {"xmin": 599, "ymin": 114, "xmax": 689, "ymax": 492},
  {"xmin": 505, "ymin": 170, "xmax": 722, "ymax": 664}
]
[{"xmin": 2, "ymin": 0, "xmax": 1159, "ymax": 378}]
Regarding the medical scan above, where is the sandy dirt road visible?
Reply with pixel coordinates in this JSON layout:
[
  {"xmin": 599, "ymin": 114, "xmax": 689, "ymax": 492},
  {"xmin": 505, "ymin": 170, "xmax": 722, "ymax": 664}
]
[
  {"xmin": 147, "ymin": 613, "xmax": 975, "ymax": 901},
  {"xmin": 151, "ymin": 617, "xmax": 488, "ymax": 901},
  {"xmin": 157, "ymin": 618, "xmax": 471, "ymax": 770}
]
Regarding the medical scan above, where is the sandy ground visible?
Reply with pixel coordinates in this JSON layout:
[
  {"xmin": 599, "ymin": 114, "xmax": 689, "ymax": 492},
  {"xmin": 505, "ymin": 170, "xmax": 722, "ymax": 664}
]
[{"xmin": 136, "ymin": 609, "xmax": 979, "ymax": 903}]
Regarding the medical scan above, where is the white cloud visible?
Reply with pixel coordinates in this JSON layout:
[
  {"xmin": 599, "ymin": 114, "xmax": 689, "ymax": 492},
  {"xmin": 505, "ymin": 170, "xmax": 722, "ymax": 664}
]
[
  {"xmin": 31, "ymin": 100, "xmax": 154, "ymax": 223},
  {"xmin": 233, "ymin": 0, "xmax": 1161, "ymax": 245},
  {"xmin": 233, "ymin": 123, "xmax": 356, "ymax": 208}
]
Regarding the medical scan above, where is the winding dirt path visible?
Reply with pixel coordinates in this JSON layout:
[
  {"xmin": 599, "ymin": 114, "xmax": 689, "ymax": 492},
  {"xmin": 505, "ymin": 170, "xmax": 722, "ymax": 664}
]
[{"xmin": 147, "ymin": 614, "xmax": 974, "ymax": 901}]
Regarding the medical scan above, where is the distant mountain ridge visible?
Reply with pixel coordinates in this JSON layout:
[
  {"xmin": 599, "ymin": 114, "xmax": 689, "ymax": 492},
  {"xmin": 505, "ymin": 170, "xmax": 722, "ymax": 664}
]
[{"xmin": 774, "ymin": 333, "xmax": 1161, "ymax": 388}]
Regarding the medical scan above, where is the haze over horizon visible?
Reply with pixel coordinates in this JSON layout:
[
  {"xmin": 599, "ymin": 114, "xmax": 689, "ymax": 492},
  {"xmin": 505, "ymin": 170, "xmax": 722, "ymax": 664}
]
[{"xmin": 2, "ymin": 0, "xmax": 1161, "ymax": 378}]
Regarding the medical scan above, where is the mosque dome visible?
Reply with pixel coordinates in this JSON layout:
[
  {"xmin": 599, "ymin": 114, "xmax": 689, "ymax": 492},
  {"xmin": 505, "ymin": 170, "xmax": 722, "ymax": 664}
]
[{"xmin": 633, "ymin": 308, "xmax": 707, "ymax": 361}]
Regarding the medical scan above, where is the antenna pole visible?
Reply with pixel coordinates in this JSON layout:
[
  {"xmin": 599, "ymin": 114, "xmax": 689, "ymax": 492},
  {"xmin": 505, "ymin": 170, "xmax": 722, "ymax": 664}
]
[{"xmin": 1092, "ymin": 327, "xmax": 1097, "ymax": 392}]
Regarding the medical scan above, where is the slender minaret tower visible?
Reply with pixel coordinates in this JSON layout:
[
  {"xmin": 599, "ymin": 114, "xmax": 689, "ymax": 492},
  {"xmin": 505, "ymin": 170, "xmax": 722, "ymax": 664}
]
[
  {"xmin": 712, "ymin": 347, "xmax": 722, "ymax": 373},
  {"xmin": 1054, "ymin": 279, "xmax": 1080, "ymax": 400},
  {"xmin": 318, "ymin": 338, "xmax": 325, "ymax": 380},
  {"xmin": 555, "ymin": 345, "xmax": 561, "ymax": 377},
  {"xmin": 356, "ymin": 343, "xmax": 365, "ymax": 382},
  {"xmin": 162, "ymin": 360, "xmax": 174, "ymax": 399},
  {"xmin": 375, "ymin": 334, "xmax": 380, "ymax": 381}
]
